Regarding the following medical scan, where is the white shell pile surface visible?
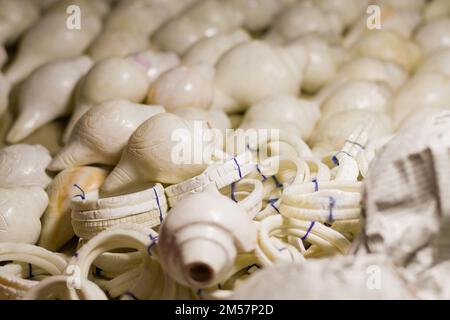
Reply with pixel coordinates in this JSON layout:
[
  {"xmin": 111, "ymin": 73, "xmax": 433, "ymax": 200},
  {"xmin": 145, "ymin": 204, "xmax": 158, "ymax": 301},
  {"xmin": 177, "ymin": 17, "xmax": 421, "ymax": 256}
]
[{"xmin": 0, "ymin": 0, "xmax": 449, "ymax": 300}]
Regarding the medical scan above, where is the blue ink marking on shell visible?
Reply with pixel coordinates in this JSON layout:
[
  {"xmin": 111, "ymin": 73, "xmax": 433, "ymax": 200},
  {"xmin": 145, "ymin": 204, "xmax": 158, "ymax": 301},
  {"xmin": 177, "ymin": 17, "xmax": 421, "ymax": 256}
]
[
  {"xmin": 272, "ymin": 176, "xmax": 283, "ymax": 188},
  {"xmin": 312, "ymin": 178, "xmax": 318, "ymax": 192},
  {"xmin": 256, "ymin": 164, "xmax": 267, "ymax": 182},
  {"xmin": 268, "ymin": 198, "xmax": 280, "ymax": 214},
  {"xmin": 345, "ymin": 140, "xmax": 365, "ymax": 150},
  {"xmin": 301, "ymin": 221, "xmax": 316, "ymax": 241},
  {"xmin": 153, "ymin": 188, "xmax": 163, "ymax": 223},
  {"xmin": 328, "ymin": 196, "xmax": 336, "ymax": 223},
  {"xmin": 233, "ymin": 158, "xmax": 242, "ymax": 179},
  {"xmin": 72, "ymin": 184, "xmax": 85, "ymax": 200}
]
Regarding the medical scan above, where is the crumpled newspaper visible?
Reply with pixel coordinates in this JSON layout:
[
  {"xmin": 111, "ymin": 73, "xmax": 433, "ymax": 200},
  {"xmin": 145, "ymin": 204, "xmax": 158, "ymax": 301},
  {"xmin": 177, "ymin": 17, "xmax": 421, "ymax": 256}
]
[
  {"xmin": 231, "ymin": 254, "xmax": 415, "ymax": 299},
  {"xmin": 360, "ymin": 110, "xmax": 450, "ymax": 277}
]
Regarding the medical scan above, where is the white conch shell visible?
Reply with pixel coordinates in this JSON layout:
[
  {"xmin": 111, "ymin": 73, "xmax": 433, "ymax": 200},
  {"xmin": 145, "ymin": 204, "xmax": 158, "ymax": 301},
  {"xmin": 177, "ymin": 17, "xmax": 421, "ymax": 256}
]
[
  {"xmin": 351, "ymin": 30, "xmax": 422, "ymax": 72},
  {"xmin": 152, "ymin": 0, "xmax": 244, "ymax": 55},
  {"xmin": 315, "ymin": 0, "xmax": 368, "ymax": 27},
  {"xmin": 87, "ymin": 29, "xmax": 149, "ymax": 61},
  {"xmin": 103, "ymin": 0, "xmax": 196, "ymax": 37},
  {"xmin": 182, "ymin": 29, "xmax": 250, "ymax": 66},
  {"xmin": 213, "ymin": 40, "xmax": 307, "ymax": 113},
  {"xmin": 7, "ymin": 56, "xmax": 93, "ymax": 143},
  {"xmin": 415, "ymin": 18, "xmax": 450, "ymax": 56},
  {"xmin": 310, "ymin": 110, "xmax": 393, "ymax": 156},
  {"xmin": 0, "ymin": 0, "xmax": 40, "ymax": 45},
  {"xmin": 291, "ymin": 35, "xmax": 347, "ymax": 93},
  {"xmin": 0, "ymin": 72, "xmax": 10, "ymax": 117},
  {"xmin": 0, "ymin": 144, "xmax": 52, "ymax": 189},
  {"xmin": 38, "ymin": 166, "xmax": 108, "ymax": 251},
  {"xmin": 158, "ymin": 186, "xmax": 257, "ymax": 289},
  {"xmin": 4, "ymin": 0, "xmax": 103, "ymax": 85},
  {"xmin": 146, "ymin": 64, "xmax": 215, "ymax": 112},
  {"xmin": 62, "ymin": 56, "xmax": 150, "ymax": 143},
  {"xmin": 239, "ymin": 95, "xmax": 320, "ymax": 141},
  {"xmin": 228, "ymin": 0, "xmax": 282, "ymax": 31},
  {"xmin": 343, "ymin": 4, "xmax": 421, "ymax": 48},
  {"xmin": 49, "ymin": 100, "xmax": 165, "ymax": 171},
  {"xmin": 390, "ymin": 73, "xmax": 450, "ymax": 129},
  {"xmin": 265, "ymin": 2, "xmax": 343, "ymax": 45},
  {"xmin": 128, "ymin": 50, "xmax": 180, "ymax": 83},
  {"xmin": 102, "ymin": 113, "xmax": 218, "ymax": 193},
  {"xmin": 320, "ymin": 80, "xmax": 392, "ymax": 117},
  {"xmin": 0, "ymin": 187, "xmax": 48, "ymax": 244},
  {"xmin": 315, "ymin": 57, "xmax": 408, "ymax": 105},
  {"xmin": 424, "ymin": 0, "xmax": 450, "ymax": 22},
  {"xmin": 416, "ymin": 48, "xmax": 450, "ymax": 77},
  {"xmin": 171, "ymin": 107, "xmax": 230, "ymax": 132}
]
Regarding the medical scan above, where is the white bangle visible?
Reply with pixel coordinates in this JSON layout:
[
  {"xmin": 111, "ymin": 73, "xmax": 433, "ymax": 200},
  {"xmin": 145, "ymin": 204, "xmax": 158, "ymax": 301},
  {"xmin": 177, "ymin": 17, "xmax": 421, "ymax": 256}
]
[
  {"xmin": 0, "ymin": 243, "xmax": 67, "ymax": 300},
  {"xmin": 165, "ymin": 151, "xmax": 254, "ymax": 206},
  {"xmin": 71, "ymin": 184, "xmax": 167, "ymax": 240},
  {"xmin": 255, "ymin": 215, "xmax": 351, "ymax": 266},
  {"xmin": 220, "ymin": 178, "xmax": 263, "ymax": 218}
]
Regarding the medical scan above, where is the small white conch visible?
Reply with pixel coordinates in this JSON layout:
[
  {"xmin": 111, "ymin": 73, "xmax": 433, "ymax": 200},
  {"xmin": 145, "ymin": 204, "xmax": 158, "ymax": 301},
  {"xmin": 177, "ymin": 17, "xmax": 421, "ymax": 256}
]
[
  {"xmin": 146, "ymin": 64, "xmax": 215, "ymax": 112},
  {"xmin": 101, "ymin": 113, "xmax": 220, "ymax": 193},
  {"xmin": 213, "ymin": 40, "xmax": 307, "ymax": 113},
  {"xmin": 310, "ymin": 110, "xmax": 393, "ymax": 157},
  {"xmin": 351, "ymin": 30, "xmax": 422, "ymax": 72},
  {"xmin": 182, "ymin": 29, "xmax": 250, "ymax": 66},
  {"xmin": 0, "ymin": 187, "xmax": 49, "ymax": 244},
  {"xmin": 48, "ymin": 100, "xmax": 165, "ymax": 171},
  {"xmin": 152, "ymin": 0, "xmax": 244, "ymax": 55},
  {"xmin": 127, "ymin": 49, "xmax": 180, "ymax": 83},
  {"xmin": 38, "ymin": 166, "xmax": 108, "ymax": 251},
  {"xmin": 0, "ymin": 72, "xmax": 10, "ymax": 117},
  {"xmin": 320, "ymin": 80, "xmax": 393, "ymax": 117},
  {"xmin": 264, "ymin": 2, "xmax": 344, "ymax": 45},
  {"xmin": 239, "ymin": 95, "xmax": 320, "ymax": 141},
  {"xmin": 62, "ymin": 56, "xmax": 150, "ymax": 143},
  {"xmin": 158, "ymin": 186, "xmax": 257, "ymax": 289},
  {"xmin": 390, "ymin": 73, "xmax": 450, "ymax": 129},
  {"xmin": 291, "ymin": 35, "xmax": 348, "ymax": 93},
  {"xmin": 4, "ymin": 0, "xmax": 103, "ymax": 85},
  {"xmin": 0, "ymin": 144, "xmax": 52, "ymax": 189},
  {"xmin": 415, "ymin": 18, "xmax": 450, "ymax": 56},
  {"xmin": 416, "ymin": 48, "xmax": 450, "ymax": 77},
  {"xmin": 0, "ymin": 0, "xmax": 40, "ymax": 45},
  {"xmin": 6, "ymin": 56, "xmax": 93, "ymax": 143},
  {"xmin": 87, "ymin": 29, "xmax": 150, "ymax": 61}
]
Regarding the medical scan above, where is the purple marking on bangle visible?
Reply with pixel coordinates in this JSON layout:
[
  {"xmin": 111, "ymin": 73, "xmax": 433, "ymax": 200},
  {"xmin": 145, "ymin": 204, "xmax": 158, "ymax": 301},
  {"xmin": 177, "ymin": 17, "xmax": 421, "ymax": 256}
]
[
  {"xmin": 153, "ymin": 188, "xmax": 163, "ymax": 223},
  {"xmin": 268, "ymin": 198, "xmax": 280, "ymax": 214},
  {"xmin": 328, "ymin": 196, "xmax": 336, "ymax": 223},
  {"xmin": 72, "ymin": 184, "xmax": 85, "ymax": 200},
  {"xmin": 272, "ymin": 176, "xmax": 283, "ymax": 188},
  {"xmin": 256, "ymin": 164, "xmax": 267, "ymax": 182},
  {"xmin": 73, "ymin": 252, "xmax": 79, "ymax": 257},
  {"xmin": 312, "ymin": 178, "xmax": 318, "ymax": 192},
  {"xmin": 147, "ymin": 234, "xmax": 159, "ymax": 256},
  {"xmin": 28, "ymin": 264, "xmax": 32, "ymax": 278},
  {"xmin": 345, "ymin": 140, "xmax": 365, "ymax": 150},
  {"xmin": 233, "ymin": 158, "xmax": 242, "ymax": 179},
  {"xmin": 124, "ymin": 291, "xmax": 139, "ymax": 300},
  {"xmin": 230, "ymin": 182, "xmax": 237, "ymax": 202},
  {"xmin": 332, "ymin": 150, "xmax": 353, "ymax": 166},
  {"xmin": 301, "ymin": 221, "xmax": 315, "ymax": 241}
]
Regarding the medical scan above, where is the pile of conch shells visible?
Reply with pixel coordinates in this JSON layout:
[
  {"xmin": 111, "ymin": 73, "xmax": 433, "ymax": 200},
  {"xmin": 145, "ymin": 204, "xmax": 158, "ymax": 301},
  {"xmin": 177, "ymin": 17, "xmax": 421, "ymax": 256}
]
[{"xmin": 0, "ymin": 0, "xmax": 450, "ymax": 300}]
